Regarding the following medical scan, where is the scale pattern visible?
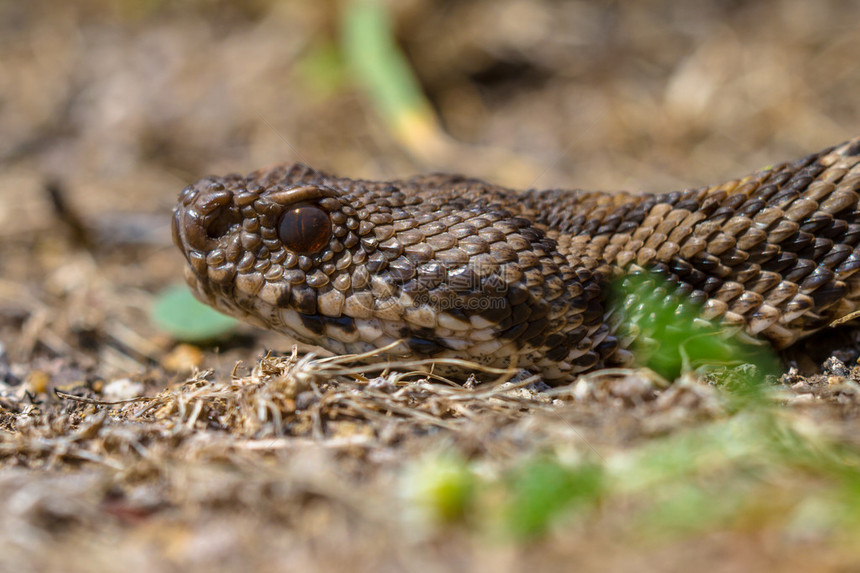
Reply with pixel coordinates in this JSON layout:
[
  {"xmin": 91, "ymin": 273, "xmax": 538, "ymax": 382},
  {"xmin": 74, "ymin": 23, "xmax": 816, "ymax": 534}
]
[{"xmin": 172, "ymin": 138, "xmax": 860, "ymax": 384}]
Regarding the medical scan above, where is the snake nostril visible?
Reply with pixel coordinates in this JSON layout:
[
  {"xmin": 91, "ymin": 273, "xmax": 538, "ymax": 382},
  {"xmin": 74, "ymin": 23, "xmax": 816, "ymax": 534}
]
[
  {"xmin": 177, "ymin": 202, "xmax": 243, "ymax": 252},
  {"xmin": 205, "ymin": 208, "xmax": 241, "ymax": 240},
  {"xmin": 181, "ymin": 187, "xmax": 243, "ymax": 245}
]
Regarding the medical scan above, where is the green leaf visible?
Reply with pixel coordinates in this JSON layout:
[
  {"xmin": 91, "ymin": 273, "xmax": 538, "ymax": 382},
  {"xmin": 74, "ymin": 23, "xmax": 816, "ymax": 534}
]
[
  {"xmin": 296, "ymin": 40, "xmax": 348, "ymax": 99},
  {"xmin": 505, "ymin": 459, "xmax": 603, "ymax": 538},
  {"xmin": 403, "ymin": 452, "xmax": 476, "ymax": 524},
  {"xmin": 610, "ymin": 270, "xmax": 780, "ymax": 385},
  {"xmin": 341, "ymin": 0, "xmax": 430, "ymax": 127},
  {"xmin": 151, "ymin": 284, "xmax": 238, "ymax": 342}
]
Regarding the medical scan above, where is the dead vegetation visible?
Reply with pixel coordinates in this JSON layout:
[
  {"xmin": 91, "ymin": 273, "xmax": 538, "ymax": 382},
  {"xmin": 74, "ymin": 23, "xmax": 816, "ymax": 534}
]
[{"xmin": 4, "ymin": 347, "xmax": 860, "ymax": 571}]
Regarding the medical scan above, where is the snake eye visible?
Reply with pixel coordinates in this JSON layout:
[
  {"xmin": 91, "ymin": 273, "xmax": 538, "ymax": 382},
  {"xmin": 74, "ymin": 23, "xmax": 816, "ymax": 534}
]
[{"xmin": 277, "ymin": 203, "xmax": 332, "ymax": 254}]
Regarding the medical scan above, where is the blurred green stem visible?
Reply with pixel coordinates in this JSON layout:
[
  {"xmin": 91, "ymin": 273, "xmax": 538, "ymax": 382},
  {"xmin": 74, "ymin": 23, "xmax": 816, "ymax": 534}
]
[{"xmin": 341, "ymin": 0, "xmax": 448, "ymax": 160}]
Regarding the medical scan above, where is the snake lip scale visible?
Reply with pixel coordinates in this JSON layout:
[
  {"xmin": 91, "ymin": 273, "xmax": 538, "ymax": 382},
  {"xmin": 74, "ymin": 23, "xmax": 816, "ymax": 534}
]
[{"xmin": 172, "ymin": 138, "xmax": 860, "ymax": 385}]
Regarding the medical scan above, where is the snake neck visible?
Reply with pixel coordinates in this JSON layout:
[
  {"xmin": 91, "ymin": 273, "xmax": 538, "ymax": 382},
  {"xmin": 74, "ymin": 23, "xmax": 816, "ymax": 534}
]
[{"xmin": 523, "ymin": 139, "xmax": 860, "ymax": 353}]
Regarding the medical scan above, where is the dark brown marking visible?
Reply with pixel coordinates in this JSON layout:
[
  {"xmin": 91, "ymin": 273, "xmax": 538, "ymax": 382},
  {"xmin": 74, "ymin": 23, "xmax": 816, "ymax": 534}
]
[
  {"xmin": 299, "ymin": 313, "xmax": 326, "ymax": 336},
  {"xmin": 326, "ymin": 316, "xmax": 357, "ymax": 333},
  {"xmin": 290, "ymin": 285, "xmax": 317, "ymax": 315}
]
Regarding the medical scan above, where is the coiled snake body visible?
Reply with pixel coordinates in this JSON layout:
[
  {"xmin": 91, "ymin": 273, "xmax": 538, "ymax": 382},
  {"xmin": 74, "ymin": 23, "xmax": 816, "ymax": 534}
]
[{"xmin": 173, "ymin": 138, "xmax": 860, "ymax": 384}]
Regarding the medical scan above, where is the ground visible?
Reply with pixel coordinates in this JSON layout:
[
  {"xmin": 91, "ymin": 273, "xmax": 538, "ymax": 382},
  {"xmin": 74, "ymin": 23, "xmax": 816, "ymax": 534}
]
[{"xmin": 3, "ymin": 0, "xmax": 860, "ymax": 571}]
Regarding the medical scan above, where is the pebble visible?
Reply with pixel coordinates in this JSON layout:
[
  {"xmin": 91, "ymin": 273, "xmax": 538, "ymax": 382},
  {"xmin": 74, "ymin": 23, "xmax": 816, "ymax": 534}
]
[{"xmin": 103, "ymin": 378, "xmax": 145, "ymax": 401}]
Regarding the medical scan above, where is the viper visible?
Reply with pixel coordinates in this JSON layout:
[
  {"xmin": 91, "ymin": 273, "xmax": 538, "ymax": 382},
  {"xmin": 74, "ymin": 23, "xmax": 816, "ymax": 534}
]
[{"xmin": 172, "ymin": 138, "xmax": 860, "ymax": 384}]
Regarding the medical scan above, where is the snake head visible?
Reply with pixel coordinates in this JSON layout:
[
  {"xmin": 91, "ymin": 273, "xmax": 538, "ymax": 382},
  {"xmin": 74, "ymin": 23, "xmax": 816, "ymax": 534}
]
[
  {"xmin": 172, "ymin": 164, "xmax": 367, "ymax": 341},
  {"xmin": 173, "ymin": 164, "xmax": 616, "ymax": 383}
]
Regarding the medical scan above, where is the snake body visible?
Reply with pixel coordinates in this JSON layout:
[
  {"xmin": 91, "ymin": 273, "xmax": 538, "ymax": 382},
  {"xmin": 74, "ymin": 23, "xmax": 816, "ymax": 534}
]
[{"xmin": 172, "ymin": 138, "xmax": 860, "ymax": 384}]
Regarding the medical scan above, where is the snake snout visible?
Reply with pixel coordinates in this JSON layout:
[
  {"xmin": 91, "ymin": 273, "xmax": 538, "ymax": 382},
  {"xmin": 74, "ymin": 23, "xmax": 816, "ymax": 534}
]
[{"xmin": 173, "ymin": 184, "xmax": 241, "ymax": 253}]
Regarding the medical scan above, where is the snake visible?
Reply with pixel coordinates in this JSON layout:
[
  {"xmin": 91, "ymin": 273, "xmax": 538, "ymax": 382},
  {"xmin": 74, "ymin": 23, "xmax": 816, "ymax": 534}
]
[{"xmin": 172, "ymin": 137, "xmax": 860, "ymax": 385}]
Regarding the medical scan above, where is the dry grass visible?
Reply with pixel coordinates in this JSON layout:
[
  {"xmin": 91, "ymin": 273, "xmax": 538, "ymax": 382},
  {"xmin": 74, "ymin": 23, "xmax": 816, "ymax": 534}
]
[{"xmin": 3, "ymin": 350, "xmax": 860, "ymax": 571}]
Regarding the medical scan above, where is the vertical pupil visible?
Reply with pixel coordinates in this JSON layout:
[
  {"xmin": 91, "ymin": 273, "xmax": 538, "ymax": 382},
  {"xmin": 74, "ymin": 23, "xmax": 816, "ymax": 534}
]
[{"xmin": 278, "ymin": 204, "xmax": 331, "ymax": 254}]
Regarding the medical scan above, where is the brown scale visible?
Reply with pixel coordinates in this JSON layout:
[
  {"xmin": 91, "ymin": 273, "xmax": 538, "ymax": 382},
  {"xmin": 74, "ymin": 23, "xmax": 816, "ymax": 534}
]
[
  {"xmin": 520, "ymin": 139, "xmax": 860, "ymax": 350},
  {"xmin": 172, "ymin": 137, "xmax": 860, "ymax": 385}
]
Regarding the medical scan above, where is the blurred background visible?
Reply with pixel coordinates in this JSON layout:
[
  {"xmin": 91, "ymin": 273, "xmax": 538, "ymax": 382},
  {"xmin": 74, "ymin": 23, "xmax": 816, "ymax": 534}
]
[{"xmin": 1, "ymin": 0, "xmax": 859, "ymax": 378}]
